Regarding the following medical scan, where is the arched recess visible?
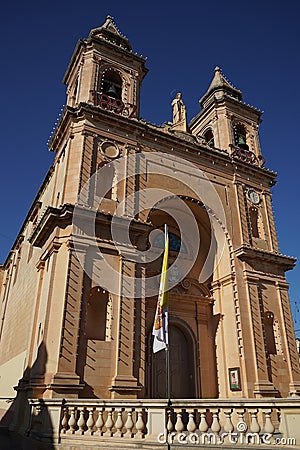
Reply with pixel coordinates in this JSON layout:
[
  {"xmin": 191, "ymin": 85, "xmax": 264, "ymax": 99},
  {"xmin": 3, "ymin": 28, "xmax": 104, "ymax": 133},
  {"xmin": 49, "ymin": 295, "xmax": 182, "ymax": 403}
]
[
  {"xmin": 86, "ymin": 286, "xmax": 109, "ymax": 341},
  {"xmin": 203, "ymin": 128, "xmax": 215, "ymax": 147},
  {"xmin": 264, "ymin": 311, "xmax": 276, "ymax": 355},
  {"xmin": 263, "ymin": 310, "xmax": 277, "ymax": 384},
  {"xmin": 143, "ymin": 193, "xmax": 240, "ymax": 398},
  {"xmin": 144, "ymin": 197, "xmax": 219, "ymax": 398},
  {"xmin": 99, "ymin": 68, "xmax": 123, "ymax": 100},
  {"xmin": 249, "ymin": 206, "xmax": 259, "ymax": 238},
  {"xmin": 96, "ymin": 161, "xmax": 115, "ymax": 200},
  {"xmin": 148, "ymin": 318, "xmax": 198, "ymax": 398},
  {"xmin": 233, "ymin": 122, "xmax": 249, "ymax": 150},
  {"xmin": 145, "ymin": 195, "xmax": 213, "ymax": 284},
  {"xmin": 77, "ymin": 285, "xmax": 113, "ymax": 398}
]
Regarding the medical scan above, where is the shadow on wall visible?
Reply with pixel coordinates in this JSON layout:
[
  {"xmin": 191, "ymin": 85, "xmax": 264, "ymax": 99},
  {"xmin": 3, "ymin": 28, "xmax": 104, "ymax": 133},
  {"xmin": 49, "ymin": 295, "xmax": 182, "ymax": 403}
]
[{"xmin": 0, "ymin": 342, "xmax": 55, "ymax": 449}]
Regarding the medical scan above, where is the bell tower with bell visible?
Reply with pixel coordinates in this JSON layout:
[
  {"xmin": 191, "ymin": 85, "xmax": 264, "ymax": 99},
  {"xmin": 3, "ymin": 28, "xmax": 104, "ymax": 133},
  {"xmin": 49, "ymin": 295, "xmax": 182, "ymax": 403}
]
[
  {"xmin": 63, "ymin": 15, "xmax": 148, "ymax": 118},
  {"xmin": 190, "ymin": 66, "xmax": 263, "ymax": 161},
  {"xmin": 189, "ymin": 67, "xmax": 300, "ymax": 398}
]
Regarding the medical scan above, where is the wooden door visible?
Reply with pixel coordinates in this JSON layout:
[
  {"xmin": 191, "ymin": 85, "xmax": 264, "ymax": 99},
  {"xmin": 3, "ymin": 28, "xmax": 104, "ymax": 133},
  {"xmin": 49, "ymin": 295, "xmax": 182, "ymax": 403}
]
[{"xmin": 150, "ymin": 325, "xmax": 196, "ymax": 398}]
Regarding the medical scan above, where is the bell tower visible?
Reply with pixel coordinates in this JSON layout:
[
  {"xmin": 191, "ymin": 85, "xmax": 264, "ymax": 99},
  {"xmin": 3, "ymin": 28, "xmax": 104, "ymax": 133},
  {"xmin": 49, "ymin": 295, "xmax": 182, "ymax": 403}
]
[
  {"xmin": 188, "ymin": 67, "xmax": 300, "ymax": 398},
  {"xmin": 63, "ymin": 15, "xmax": 148, "ymax": 117},
  {"xmin": 190, "ymin": 66, "xmax": 262, "ymax": 160}
]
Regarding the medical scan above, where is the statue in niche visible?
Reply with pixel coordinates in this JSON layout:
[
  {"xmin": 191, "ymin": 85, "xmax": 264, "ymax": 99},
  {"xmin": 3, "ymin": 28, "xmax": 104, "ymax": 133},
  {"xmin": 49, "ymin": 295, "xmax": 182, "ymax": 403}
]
[{"xmin": 171, "ymin": 92, "xmax": 187, "ymax": 132}]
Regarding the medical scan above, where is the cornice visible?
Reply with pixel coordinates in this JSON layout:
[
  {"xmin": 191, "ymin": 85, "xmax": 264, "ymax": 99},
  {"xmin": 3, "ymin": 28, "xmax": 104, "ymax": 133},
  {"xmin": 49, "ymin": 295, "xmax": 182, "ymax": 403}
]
[
  {"xmin": 242, "ymin": 268, "xmax": 287, "ymax": 283},
  {"xmin": 1, "ymin": 167, "xmax": 55, "ymax": 267},
  {"xmin": 190, "ymin": 93, "xmax": 262, "ymax": 129},
  {"xmin": 50, "ymin": 103, "xmax": 277, "ymax": 187},
  {"xmin": 29, "ymin": 204, "xmax": 74, "ymax": 247},
  {"xmin": 29, "ymin": 203, "xmax": 151, "ymax": 248},
  {"xmin": 63, "ymin": 39, "xmax": 86, "ymax": 85},
  {"xmin": 89, "ymin": 35, "xmax": 147, "ymax": 66},
  {"xmin": 234, "ymin": 245, "xmax": 296, "ymax": 271}
]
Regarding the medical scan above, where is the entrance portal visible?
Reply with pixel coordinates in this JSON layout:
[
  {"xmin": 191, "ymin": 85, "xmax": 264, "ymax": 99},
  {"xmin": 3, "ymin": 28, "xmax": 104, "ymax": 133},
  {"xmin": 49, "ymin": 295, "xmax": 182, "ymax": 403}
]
[{"xmin": 149, "ymin": 324, "xmax": 197, "ymax": 398}]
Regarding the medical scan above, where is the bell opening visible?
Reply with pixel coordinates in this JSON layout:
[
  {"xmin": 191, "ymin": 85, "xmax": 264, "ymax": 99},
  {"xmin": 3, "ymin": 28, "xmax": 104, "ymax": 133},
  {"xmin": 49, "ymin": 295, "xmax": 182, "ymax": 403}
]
[
  {"xmin": 101, "ymin": 69, "xmax": 122, "ymax": 100},
  {"xmin": 234, "ymin": 124, "xmax": 249, "ymax": 151},
  {"xmin": 237, "ymin": 135, "xmax": 249, "ymax": 150}
]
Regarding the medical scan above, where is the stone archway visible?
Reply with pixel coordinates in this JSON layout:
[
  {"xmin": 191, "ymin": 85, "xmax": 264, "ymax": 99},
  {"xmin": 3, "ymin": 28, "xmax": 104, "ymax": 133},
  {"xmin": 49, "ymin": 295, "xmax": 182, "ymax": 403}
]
[{"xmin": 149, "ymin": 322, "xmax": 197, "ymax": 399}]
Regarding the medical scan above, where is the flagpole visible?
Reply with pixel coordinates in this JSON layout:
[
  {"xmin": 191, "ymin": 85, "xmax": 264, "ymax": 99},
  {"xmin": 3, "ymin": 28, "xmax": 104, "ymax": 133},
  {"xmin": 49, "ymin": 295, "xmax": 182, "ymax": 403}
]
[
  {"xmin": 166, "ymin": 342, "xmax": 170, "ymax": 450},
  {"xmin": 166, "ymin": 343, "xmax": 170, "ymax": 401},
  {"xmin": 164, "ymin": 224, "xmax": 171, "ymax": 450},
  {"xmin": 152, "ymin": 223, "xmax": 170, "ymax": 404},
  {"xmin": 164, "ymin": 224, "xmax": 170, "ymax": 404}
]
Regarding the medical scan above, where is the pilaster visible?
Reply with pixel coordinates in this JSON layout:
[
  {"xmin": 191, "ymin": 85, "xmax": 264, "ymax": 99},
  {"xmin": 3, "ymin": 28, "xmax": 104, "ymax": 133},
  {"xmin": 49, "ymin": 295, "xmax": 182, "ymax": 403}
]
[
  {"xmin": 110, "ymin": 258, "xmax": 140, "ymax": 397},
  {"xmin": 63, "ymin": 132, "xmax": 85, "ymax": 205},
  {"xmin": 78, "ymin": 132, "xmax": 96, "ymax": 205},
  {"xmin": 133, "ymin": 264, "xmax": 146, "ymax": 397},
  {"xmin": 48, "ymin": 242, "xmax": 85, "ymax": 396},
  {"xmin": 234, "ymin": 181, "xmax": 250, "ymax": 246},
  {"xmin": 276, "ymin": 282, "xmax": 300, "ymax": 395},
  {"xmin": 77, "ymin": 50, "xmax": 95, "ymax": 105},
  {"xmin": 246, "ymin": 278, "xmax": 277, "ymax": 396},
  {"xmin": 262, "ymin": 191, "xmax": 279, "ymax": 252},
  {"xmin": 211, "ymin": 275, "xmax": 243, "ymax": 397}
]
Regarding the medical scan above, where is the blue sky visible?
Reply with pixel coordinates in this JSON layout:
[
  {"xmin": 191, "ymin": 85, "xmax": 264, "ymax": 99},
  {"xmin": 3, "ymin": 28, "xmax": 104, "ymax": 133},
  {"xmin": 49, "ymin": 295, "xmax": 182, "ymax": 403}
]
[{"xmin": 1, "ymin": 1, "xmax": 300, "ymax": 332}]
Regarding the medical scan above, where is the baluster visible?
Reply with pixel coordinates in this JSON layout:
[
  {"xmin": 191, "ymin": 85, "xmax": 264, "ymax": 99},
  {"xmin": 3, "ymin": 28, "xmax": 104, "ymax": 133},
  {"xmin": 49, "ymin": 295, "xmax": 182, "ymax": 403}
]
[
  {"xmin": 167, "ymin": 409, "xmax": 174, "ymax": 433},
  {"xmin": 249, "ymin": 409, "xmax": 260, "ymax": 433},
  {"xmin": 211, "ymin": 409, "xmax": 221, "ymax": 435},
  {"xmin": 61, "ymin": 407, "xmax": 69, "ymax": 434},
  {"xmin": 114, "ymin": 408, "xmax": 124, "ymax": 437},
  {"xmin": 135, "ymin": 409, "xmax": 145, "ymax": 439},
  {"xmin": 76, "ymin": 407, "xmax": 86, "ymax": 435},
  {"xmin": 124, "ymin": 408, "xmax": 134, "ymax": 438},
  {"xmin": 278, "ymin": 410, "xmax": 283, "ymax": 435},
  {"xmin": 95, "ymin": 407, "xmax": 104, "ymax": 436},
  {"xmin": 199, "ymin": 411, "xmax": 209, "ymax": 433},
  {"xmin": 223, "ymin": 409, "xmax": 234, "ymax": 434},
  {"xmin": 264, "ymin": 409, "xmax": 275, "ymax": 434},
  {"xmin": 104, "ymin": 408, "xmax": 114, "ymax": 437},
  {"xmin": 67, "ymin": 407, "xmax": 77, "ymax": 434},
  {"xmin": 235, "ymin": 408, "xmax": 247, "ymax": 432},
  {"xmin": 33, "ymin": 402, "xmax": 43, "ymax": 417},
  {"xmin": 86, "ymin": 407, "xmax": 95, "ymax": 435},
  {"xmin": 175, "ymin": 410, "xmax": 185, "ymax": 433},
  {"xmin": 187, "ymin": 410, "xmax": 196, "ymax": 433}
]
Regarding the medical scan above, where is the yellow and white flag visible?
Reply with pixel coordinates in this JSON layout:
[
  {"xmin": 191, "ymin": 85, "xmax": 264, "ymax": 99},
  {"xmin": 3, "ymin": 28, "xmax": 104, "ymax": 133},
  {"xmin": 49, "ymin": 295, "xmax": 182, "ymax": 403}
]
[{"xmin": 152, "ymin": 225, "xmax": 169, "ymax": 353}]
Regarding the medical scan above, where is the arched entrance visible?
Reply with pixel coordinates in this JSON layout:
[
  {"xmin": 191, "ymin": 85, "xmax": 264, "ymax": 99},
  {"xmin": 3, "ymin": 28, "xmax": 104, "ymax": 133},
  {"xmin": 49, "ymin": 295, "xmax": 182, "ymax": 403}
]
[
  {"xmin": 149, "ymin": 323, "xmax": 197, "ymax": 398},
  {"xmin": 145, "ymin": 196, "xmax": 219, "ymax": 399}
]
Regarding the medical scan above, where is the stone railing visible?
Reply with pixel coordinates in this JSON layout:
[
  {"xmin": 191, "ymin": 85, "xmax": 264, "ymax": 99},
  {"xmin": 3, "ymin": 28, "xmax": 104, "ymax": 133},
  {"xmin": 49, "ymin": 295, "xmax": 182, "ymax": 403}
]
[
  {"xmin": 229, "ymin": 144, "xmax": 267, "ymax": 168},
  {"xmin": 27, "ymin": 398, "xmax": 300, "ymax": 448}
]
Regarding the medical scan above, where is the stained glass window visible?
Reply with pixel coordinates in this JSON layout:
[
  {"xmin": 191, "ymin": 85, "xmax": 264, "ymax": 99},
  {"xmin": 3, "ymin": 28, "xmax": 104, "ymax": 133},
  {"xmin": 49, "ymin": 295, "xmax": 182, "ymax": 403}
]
[{"xmin": 153, "ymin": 232, "xmax": 187, "ymax": 253}]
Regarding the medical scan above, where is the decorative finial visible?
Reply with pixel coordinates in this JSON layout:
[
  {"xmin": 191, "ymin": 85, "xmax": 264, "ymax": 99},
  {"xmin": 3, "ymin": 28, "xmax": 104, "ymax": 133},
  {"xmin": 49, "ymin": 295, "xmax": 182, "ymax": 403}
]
[{"xmin": 214, "ymin": 66, "xmax": 221, "ymax": 73}]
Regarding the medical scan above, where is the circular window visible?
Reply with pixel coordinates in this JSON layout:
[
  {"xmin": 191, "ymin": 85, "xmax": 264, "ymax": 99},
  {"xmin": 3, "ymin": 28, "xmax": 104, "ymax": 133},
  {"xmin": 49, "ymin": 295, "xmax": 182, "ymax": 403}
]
[{"xmin": 100, "ymin": 141, "xmax": 120, "ymax": 159}]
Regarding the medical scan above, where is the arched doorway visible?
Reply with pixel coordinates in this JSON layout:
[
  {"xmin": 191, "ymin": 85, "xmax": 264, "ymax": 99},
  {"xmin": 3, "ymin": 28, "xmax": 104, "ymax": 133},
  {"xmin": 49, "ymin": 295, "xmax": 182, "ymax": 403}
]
[{"xmin": 149, "ymin": 323, "xmax": 197, "ymax": 398}]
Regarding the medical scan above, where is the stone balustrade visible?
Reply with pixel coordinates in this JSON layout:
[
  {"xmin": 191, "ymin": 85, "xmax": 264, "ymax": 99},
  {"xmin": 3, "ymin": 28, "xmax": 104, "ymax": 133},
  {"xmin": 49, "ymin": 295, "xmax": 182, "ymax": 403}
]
[
  {"xmin": 61, "ymin": 403, "xmax": 146, "ymax": 438},
  {"xmin": 27, "ymin": 398, "xmax": 300, "ymax": 448}
]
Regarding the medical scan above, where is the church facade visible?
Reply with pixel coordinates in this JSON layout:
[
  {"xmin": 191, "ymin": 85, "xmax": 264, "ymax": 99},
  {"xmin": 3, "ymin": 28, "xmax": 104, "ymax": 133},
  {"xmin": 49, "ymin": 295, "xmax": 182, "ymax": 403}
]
[{"xmin": 0, "ymin": 16, "xmax": 300, "ymax": 442}]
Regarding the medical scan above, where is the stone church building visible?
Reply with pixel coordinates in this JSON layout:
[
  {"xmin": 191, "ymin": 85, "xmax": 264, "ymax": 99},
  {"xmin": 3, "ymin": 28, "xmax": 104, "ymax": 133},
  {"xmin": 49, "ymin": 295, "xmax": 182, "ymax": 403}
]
[{"xmin": 0, "ymin": 16, "xmax": 299, "ymax": 447}]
